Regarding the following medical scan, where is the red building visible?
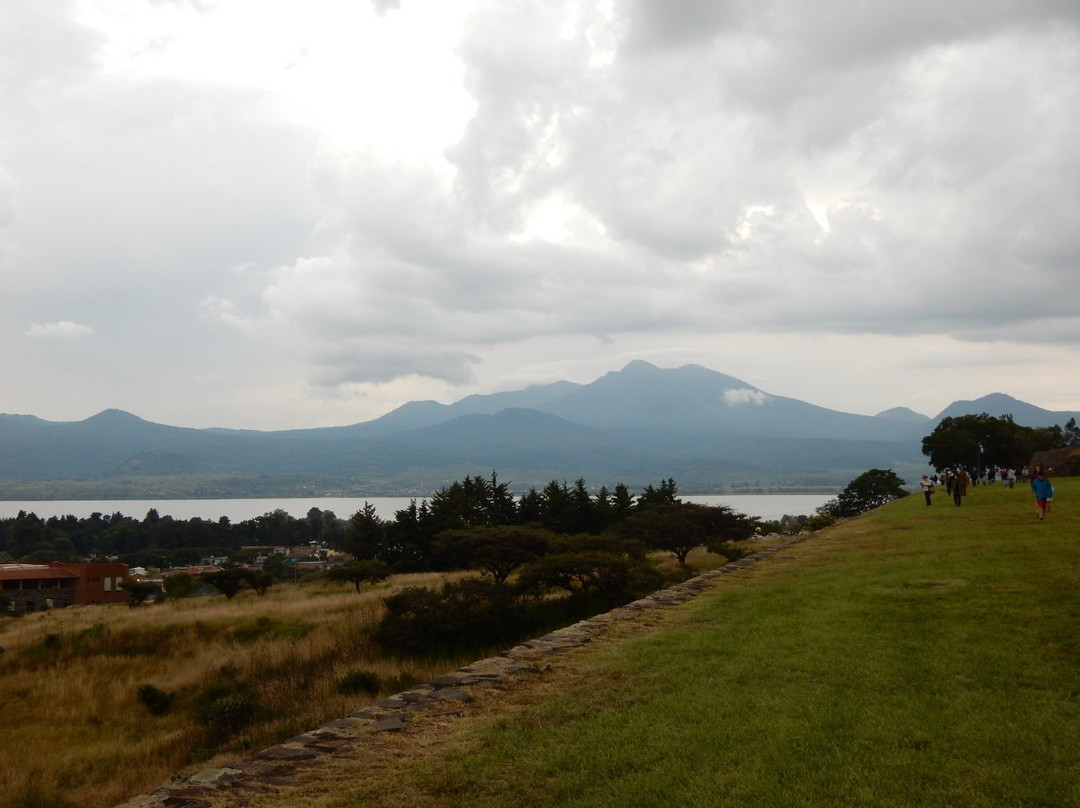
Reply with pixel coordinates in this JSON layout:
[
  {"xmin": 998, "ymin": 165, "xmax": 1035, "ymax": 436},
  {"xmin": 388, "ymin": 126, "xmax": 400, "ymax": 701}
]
[{"xmin": 0, "ymin": 562, "xmax": 129, "ymax": 613}]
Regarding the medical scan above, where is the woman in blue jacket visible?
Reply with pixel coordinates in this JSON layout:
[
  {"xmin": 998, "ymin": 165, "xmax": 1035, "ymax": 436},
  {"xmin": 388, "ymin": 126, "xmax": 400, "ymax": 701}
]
[{"xmin": 1031, "ymin": 465, "xmax": 1054, "ymax": 520}]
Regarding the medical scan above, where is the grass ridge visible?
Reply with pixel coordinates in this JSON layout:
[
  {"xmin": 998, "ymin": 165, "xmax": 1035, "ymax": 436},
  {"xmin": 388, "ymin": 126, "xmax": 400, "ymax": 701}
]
[{"xmin": 231, "ymin": 479, "xmax": 1080, "ymax": 808}]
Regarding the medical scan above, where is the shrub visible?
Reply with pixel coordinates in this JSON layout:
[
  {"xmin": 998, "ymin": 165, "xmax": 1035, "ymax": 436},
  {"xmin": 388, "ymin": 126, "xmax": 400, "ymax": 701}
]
[
  {"xmin": 712, "ymin": 542, "xmax": 752, "ymax": 562},
  {"xmin": 375, "ymin": 579, "xmax": 522, "ymax": 656},
  {"xmin": 805, "ymin": 511, "xmax": 837, "ymax": 531},
  {"xmin": 336, "ymin": 669, "xmax": 382, "ymax": 696},
  {"xmin": 197, "ymin": 668, "xmax": 260, "ymax": 746},
  {"xmin": 201, "ymin": 689, "xmax": 259, "ymax": 745},
  {"xmin": 137, "ymin": 683, "xmax": 175, "ymax": 716}
]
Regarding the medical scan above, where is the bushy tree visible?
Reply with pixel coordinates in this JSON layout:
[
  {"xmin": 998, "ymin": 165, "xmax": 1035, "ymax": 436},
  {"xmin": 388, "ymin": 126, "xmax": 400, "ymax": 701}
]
[
  {"xmin": 120, "ymin": 579, "xmax": 159, "ymax": 608},
  {"xmin": 433, "ymin": 525, "xmax": 552, "ymax": 585},
  {"xmin": 820, "ymin": 469, "xmax": 908, "ymax": 518},
  {"xmin": 201, "ymin": 568, "xmax": 249, "ymax": 599},
  {"xmin": 515, "ymin": 550, "xmax": 664, "ymax": 608},
  {"xmin": 375, "ymin": 578, "xmax": 521, "ymax": 655},
  {"xmin": 162, "ymin": 572, "xmax": 196, "ymax": 599},
  {"xmin": 922, "ymin": 413, "xmax": 1066, "ymax": 470},
  {"xmin": 325, "ymin": 559, "xmax": 392, "ymax": 593},
  {"xmin": 618, "ymin": 503, "xmax": 758, "ymax": 565}
]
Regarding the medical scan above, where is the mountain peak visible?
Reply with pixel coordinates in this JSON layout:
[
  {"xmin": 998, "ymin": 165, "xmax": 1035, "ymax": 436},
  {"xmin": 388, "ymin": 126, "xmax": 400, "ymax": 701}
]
[
  {"xmin": 84, "ymin": 409, "xmax": 146, "ymax": 424},
  {"xmin": 874, "ymin": 406, "xmax": 930, "ymax": 423}
]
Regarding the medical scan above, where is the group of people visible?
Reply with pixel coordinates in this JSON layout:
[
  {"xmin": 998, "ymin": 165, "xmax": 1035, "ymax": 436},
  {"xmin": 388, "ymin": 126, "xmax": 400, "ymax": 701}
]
[{"xmin": 919, "ymin": 463, "xmax": 1054, "ymax": 519}]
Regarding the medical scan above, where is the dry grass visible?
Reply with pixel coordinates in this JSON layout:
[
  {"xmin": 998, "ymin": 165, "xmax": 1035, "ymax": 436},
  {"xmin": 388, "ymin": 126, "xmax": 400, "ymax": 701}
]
[
  {"xmin": 0, "ymin": 572, "xmax": 472, "ymax": 808},
  {"xmin": 0, "ymin": 547, "xmax": 757, "ymax": 808}
]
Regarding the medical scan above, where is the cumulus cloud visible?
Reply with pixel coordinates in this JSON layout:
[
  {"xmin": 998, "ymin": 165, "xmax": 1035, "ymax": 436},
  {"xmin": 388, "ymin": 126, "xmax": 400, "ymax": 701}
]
[
  {"xmin": 2, "ymin": 0, "xmax": 1079, "ymax": 429},
  {"xmin": 197, "ymin": 294, "xmax": 257, "ymax": 333},
  {"xmin": 25, "ymin": 321, "xmax": 94, "ymax": 338}
]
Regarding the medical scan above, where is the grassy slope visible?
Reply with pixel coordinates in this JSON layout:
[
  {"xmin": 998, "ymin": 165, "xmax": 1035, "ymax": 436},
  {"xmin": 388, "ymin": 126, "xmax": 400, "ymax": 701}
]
[
  {"xmin": 245, "ymin": 479, "xmax": 1080, "ymax": 808},
  {"xmin": 0, "ymin": 575, "xmax": 475, "ymax": 808}
]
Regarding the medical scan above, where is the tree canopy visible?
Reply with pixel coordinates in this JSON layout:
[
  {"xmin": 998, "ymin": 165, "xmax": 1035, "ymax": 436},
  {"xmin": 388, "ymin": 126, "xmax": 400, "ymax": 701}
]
[
  {"xmin": 921, "ymin": 413, "xmax": 1068, "ymax": 471},
  {"xmin": 821, "ymin": 469, "xmax": 908, "ymax": 518}
]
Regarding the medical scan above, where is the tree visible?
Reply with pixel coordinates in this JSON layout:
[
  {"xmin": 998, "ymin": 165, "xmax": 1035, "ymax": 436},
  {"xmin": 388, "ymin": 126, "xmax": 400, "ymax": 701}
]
[
  {"xmin": 244, "ymin": 569, "xmax": 275, "ymax": 596},
  {"xmin": 325, "ymin": 559, "xmax": 392, "ymax": 593},
  {"xmin": 201, "ymin": 568, "xmax": 249, "ymax": 599},
  {"xmin": 636, "ymin": 478, "xmax": 680, "ymax": 510},
  {"xmin": 162, "ymin": 572, "xmax": 196, "ymax": 599},
  {"xmin": 120, "ymin": 579, "xmax": 159, "ymax": 608},
  {"xmin": 346, "ymin": 503, "xmax": 386, "ymax": 560},
  {"xmin": 434, "ymin": 526, "xmax": 552, "ymax": 585},
  {"xmin": 820, "ymin": 469, "xmax": 908, "ymax": 518},
  {"xmin": 260, "ymin": 552, "xmax": 288, "ymax": 581},
  {"xmin": 922, "ymin": 413, "xmax": 1066, "ymax": 471},
  {"xmin": 385, "ymin": 499, "xmax": 436, "ymax": 571},
  {"xmin": 515, "ymin": 550, "xmax": 664, "ymax": 608},
  {"xmin": 1064, "ymin": 417, "xmax": 1080, "ymax": 447},
  {"xmin": 619, "ymin": 503, "xmax": 758, "ymax": 565}
]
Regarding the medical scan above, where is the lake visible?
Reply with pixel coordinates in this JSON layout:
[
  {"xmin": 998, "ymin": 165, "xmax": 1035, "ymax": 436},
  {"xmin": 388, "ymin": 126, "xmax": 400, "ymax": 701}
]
[{"xmin": 0, "ymin": 493, "xmax": 834, "ymax": 523}]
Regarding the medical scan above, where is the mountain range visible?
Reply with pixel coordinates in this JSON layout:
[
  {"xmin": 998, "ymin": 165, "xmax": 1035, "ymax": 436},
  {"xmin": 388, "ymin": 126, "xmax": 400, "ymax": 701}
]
[{"xmin": 2, "ymin": 361, "xmax": 1076, "ymax": 498}]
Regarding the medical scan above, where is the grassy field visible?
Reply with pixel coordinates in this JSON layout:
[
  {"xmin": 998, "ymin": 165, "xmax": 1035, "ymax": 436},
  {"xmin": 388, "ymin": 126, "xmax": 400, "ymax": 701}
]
[
  {"xmin": 227, "ymin": 478, "xmax": 1080, "ymax": 808},
  {"xmin": 0, "ymin": 571, "xmax": 489, "ymax": 808}
]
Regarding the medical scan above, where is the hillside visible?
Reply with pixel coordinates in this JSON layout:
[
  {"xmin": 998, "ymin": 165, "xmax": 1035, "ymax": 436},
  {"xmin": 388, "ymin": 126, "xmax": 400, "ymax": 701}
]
[
  {"xmin": 2, "ymin": 361, "xmax": 1077, "ymax": 496},
  {"xmin": 113, "ymin": 478, "xmax": 1080, "ymax": 808}
]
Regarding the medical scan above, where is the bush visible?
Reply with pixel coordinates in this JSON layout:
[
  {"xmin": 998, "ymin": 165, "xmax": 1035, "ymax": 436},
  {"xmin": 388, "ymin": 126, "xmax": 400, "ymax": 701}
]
[
  {"xmin": 805, "ymin": 511, "xmax": 837, "ymax": 531},
  {"xmin": 137, "ymin": 683, "xmax": 175, "ymax": 716},
  {"xmin": 201, "ymin": 689, "xmax": 259, "ymax": 744},
  {"xmin": 197, "ymin": 669, "xmax": 260, "ymax": 746},
  {"xmin": 712, "ymin": 542, "xmax": 752, "ymax": 562},
  {"xmin": 375, "ymin": 579, "xmax": 523, "ymax": 657},
  {"xmin": 336, "ymin": 669, "xmax": 382, "ymax": 696}
]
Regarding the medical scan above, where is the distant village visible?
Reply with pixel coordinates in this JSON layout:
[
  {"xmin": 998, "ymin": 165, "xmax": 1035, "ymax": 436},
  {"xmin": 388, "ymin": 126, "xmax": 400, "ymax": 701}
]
[{"xmin": 0, "ymin": 540, "xmax": 343, "ymax": 614}]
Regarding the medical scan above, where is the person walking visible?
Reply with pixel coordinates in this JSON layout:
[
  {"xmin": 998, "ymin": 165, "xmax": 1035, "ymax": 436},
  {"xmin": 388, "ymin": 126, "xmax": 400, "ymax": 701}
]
[
  {"xmin": 953, "ymin": 468, "xmax": 968, "ymax": 506},
  {"xmin": 1031, "ymin": 464, "xmax": 1054, "ymax": 520},
  {"xmin": 920, "ymin": 474, "xmax": 934, "ymax": 506}
]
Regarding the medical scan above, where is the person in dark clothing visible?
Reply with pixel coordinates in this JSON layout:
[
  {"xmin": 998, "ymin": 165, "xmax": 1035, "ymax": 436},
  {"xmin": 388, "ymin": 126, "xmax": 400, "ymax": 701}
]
[{"xmin": 953, "ymin": 469, "xmax": 968, "ymax": 506}]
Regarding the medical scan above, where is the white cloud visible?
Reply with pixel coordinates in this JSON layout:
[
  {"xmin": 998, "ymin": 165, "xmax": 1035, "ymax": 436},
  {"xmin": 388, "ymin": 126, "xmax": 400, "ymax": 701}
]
[
  {"xmin": 723, "ymin": 388, "xmax": 771, "ymax": 407},
  {"xmin": 25, "ymin": 321, "xmax": 94, "ymax": 338},
  {"xmin": 1, "ymin": 0, "xmax": 1079, "ymax": 430},
  {"xmin": 196, "ymin": 294, "xmax": 257, "ymax": 333}
]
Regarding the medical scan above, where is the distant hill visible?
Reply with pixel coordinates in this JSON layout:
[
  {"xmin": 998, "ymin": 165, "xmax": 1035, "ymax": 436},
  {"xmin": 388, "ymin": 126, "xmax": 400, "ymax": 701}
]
[
  {"xmin": 2, "ymin": 362, "xmax": 1077, "ymax": 497},
  {"xmin": 933, "ymin": 393, "xmax": 1071, "ymax": 428},
  {"xmin": 874, "ymin": 407, "xmax": 931, "ymax": 425}
]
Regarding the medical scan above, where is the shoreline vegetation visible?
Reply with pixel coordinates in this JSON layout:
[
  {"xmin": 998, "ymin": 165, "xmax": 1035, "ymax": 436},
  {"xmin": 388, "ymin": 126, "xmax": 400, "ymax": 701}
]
[{"xmin": 1, "ymin": 477, "xmax": 1076, "ymax": 807}]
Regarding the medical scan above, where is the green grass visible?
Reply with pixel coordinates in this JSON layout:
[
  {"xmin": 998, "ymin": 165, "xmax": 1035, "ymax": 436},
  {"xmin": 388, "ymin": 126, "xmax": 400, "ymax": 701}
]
[{"xmin": 282, "ymin": 479, "xmax": 1080, "ymax": 808}]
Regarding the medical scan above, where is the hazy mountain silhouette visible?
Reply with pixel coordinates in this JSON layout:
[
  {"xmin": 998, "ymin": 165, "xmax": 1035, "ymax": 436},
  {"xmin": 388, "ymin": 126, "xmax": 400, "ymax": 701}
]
[{"xmin": 2, "ymin": 362, "xmax": 1076, "ymax": 494}]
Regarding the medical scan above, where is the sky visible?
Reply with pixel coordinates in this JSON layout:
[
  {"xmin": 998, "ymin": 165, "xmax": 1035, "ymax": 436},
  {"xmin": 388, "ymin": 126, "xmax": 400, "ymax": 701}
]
[{"xmin": 2, "ymin": 0, "xmax": 1079, "ymax": 431}]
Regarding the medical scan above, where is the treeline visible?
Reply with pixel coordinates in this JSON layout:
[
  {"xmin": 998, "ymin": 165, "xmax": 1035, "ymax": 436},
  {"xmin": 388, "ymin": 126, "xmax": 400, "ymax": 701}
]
[
  {"xmin": 0, "ymin": 474, "xmax": 762, "ymax": 572},
  {"xmin": 350, "ymin": 475, "xmax": 762, "ymax": 656},
  {"xmin": 922, "ymin": 413, "xmax": 1080, "ymax": 471},
  {"xmin": 0, "ymin": 506, "xmax": 346, "ymax": 568}
]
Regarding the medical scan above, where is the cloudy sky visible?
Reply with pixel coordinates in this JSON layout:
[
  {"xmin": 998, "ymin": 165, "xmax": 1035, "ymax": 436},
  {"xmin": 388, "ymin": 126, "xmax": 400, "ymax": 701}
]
[{"xmin": 2, "ymin": 0, "xmax": 1079, "ymax": 431}]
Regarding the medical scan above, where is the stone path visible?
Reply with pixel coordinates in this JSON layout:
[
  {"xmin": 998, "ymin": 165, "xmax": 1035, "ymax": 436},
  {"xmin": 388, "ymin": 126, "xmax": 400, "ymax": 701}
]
[{"xmin": 114, "ymin": 535, "xmax": 807, "ymax": 808}]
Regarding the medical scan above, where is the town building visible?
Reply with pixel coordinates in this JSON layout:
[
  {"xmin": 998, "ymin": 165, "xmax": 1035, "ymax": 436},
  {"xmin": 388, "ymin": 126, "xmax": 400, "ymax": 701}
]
[{"xmin": 0, "ymin": 561, "xmax": 130, "ymax": 613}]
